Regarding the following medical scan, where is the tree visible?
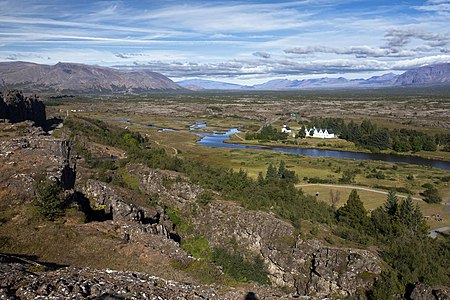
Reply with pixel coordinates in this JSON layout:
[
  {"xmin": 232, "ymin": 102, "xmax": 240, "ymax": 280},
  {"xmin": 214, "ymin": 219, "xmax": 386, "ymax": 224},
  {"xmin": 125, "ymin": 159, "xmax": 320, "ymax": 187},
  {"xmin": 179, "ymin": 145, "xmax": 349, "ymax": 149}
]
[
  {"xmin": 392, "ymin": 135, "xmax": 411, "ymax": 152},
  {"xmin": 384, "ymin": 190, "xmax": 398, "ymax": 217},
  {"xmin": 399, "ymin": 195, "xmax": 415, "ymax": 227},
  {"xmin": 368, "ymin": 270, "xmax": 403, "ymax": 300},
  {"xmin": 339, "ymin": 169, "xmax": 356, "ymax": 183},
  {"xmin": 422, "ymin": 184, "xmax": 442, "ymax": 204},
  {"xmin": 411, "ymin": 136, "xmax": 424, "ymax": 152},
  {"xmin": 397, "ymin": 195, "xmax": 427, "ymax": 236},
  {"xmin": 367, "ymin": 129, "xmax": 390, "ymax": 150},
  {"xmin": 422, "ymin": 137, "xmax": 437, "ymax": 151},
  {"xmin": 34, "ymin": 174, "xmax": 64, "ymax": 220},
  {"xmin": 336, "ymin": 190, "xmax": 369, "ymax": 230},
  {"xmin": 257, "ymin": 172, "xmax": 265, "ymax": 185},
  {"xmin": 278, "ymin": 160, "xmax": 286, "ymax": 179},
  {"xmin": 298, "ymin": 126, "xmax": 306, "ymax": 139},
  {"xmin": 361, "ymin": 119, "xmax": 376, "ymax": 135},
  {"xmin": 265, "ymin": 163, "xmax": 278, "ymax": 181},
  {"xmin": 329, "ymin": 189, "xmax": 340, "ymax": 210}
]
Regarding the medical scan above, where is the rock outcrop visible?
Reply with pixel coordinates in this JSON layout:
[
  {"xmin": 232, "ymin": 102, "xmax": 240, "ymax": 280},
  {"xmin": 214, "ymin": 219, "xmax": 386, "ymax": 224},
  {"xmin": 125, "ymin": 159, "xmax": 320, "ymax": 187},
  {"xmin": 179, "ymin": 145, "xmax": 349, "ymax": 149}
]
[
  {"xmin": 409, "ymin": 283, "xmax": 450, "ymax": 300},
  {"xmin": 0, "ymin": 254, "xmax": 284, "ymax": 300},
  {"xmin": 129, "ymin": 164, "xmax": 383, "ymax": 299},
  {"xmin": 80, "ymin": 180, "xmax": 187, "ymax": 259},
  {"xmin": 193, "ymin": 201, "xmax": 382, "ymax": 299},
  {"xmin": 127, "ymin": 164, "xmax": 204, "ymax": 209},
  {"xmin": 0, "ymin": 121, "xmax": 75, "ymax": 202},
  {"xmin": 0, "ymin": 89, "xmax": 46, "ymax": 126}
]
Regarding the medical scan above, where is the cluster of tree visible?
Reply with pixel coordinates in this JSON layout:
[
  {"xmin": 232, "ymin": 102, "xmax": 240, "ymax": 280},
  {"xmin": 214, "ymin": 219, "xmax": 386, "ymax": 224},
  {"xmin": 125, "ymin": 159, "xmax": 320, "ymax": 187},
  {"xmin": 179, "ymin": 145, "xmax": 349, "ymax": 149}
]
[
  {"xmin": 335, "ymin": 190, "xmax": 448, "ymax": 298},
  {"xmin": 245, "ymin": 125, "xmax": 287, "ymax": 141},
  {"xmin": 309, "ymin": 117, "xmax": 446, "ymax": 152},
  {"xmin": 307, "ymin": 117, "xmax": 346, "ymax": 134}
]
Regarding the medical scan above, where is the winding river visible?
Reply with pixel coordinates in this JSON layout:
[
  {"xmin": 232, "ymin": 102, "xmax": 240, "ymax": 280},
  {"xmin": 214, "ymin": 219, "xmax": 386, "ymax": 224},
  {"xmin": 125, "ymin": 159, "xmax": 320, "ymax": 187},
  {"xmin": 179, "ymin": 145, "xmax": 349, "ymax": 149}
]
[{"xmin": 197, "ymin": 129, "xmax": 450, "ymax": 171}]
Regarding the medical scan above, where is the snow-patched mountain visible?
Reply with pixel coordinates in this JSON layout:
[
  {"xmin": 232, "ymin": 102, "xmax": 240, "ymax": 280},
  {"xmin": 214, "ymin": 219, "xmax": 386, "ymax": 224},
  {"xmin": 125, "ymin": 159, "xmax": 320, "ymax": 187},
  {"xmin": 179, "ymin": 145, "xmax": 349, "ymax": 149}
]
[
  {"xmin": 178, "ymin": 63, "xmax": 450, "ymax": 90},
  {"xmin": 0, "ymin": 61, "xmax": 183, "ymax": 93}
]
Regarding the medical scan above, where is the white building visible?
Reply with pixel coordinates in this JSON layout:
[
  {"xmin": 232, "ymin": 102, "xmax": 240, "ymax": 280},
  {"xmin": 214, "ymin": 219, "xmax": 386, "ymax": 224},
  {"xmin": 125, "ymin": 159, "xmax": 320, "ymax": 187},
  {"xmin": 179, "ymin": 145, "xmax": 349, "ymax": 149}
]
[
  {"xmin": 281, "ymin": 125, "xmax": 291, "ymax": 134},
  {"xmin": 281, "ymin": 125, "xmax": 295, "ymax": 138},
  {"xmin": 305, "ymin": 127, "xmax": 335, "ymax": 139}
]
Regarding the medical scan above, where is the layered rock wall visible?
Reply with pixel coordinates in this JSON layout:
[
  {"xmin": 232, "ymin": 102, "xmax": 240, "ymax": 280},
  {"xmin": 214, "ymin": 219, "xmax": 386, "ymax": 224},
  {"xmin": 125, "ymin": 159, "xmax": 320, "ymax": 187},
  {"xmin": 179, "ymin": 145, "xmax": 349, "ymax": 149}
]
[{"xmin": 0, "ymin": 89, "xmax": 46, "ymax": 126}]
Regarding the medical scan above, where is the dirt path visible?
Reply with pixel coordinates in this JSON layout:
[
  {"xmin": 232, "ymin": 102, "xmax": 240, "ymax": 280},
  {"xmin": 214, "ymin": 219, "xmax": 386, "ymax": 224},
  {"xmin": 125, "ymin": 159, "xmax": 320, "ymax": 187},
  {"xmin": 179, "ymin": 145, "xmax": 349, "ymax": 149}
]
[
  {"xmin": 234, "ymin": 133, "xmax": 245, "ymax": 141},
  {"xmin": 257, "ymin": 116, "xmax": 280, "ymax": 133},
  {"xmin": 151, "ymin": 138, "xmax": 177, "ymax": 155},
  {"xmin": 296, "ymin": 183, "xmax": 423, "ymax": 202}
]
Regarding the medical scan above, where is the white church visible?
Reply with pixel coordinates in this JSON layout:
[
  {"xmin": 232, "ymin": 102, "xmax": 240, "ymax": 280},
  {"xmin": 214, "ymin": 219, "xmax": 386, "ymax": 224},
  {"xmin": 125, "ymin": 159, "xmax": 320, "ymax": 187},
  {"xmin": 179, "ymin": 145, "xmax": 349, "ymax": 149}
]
[{"xmin": 305, "ymin": 127, "xmax": 335, "ymax": 139}]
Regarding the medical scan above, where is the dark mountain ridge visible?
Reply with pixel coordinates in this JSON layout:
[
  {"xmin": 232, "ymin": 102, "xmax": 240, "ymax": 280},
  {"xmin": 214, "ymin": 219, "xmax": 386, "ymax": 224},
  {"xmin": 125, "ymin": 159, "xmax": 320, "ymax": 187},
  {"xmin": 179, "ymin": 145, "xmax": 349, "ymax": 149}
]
[{"xmin": 0, "ymin": 61, "xmax": 183, "ymax": 93}]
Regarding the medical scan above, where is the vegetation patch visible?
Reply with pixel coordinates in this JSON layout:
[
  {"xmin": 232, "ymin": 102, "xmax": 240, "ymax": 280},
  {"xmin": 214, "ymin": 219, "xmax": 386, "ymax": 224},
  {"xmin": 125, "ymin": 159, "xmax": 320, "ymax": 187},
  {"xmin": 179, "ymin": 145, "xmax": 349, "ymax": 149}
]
[{"xmin": 211, "ymin": 247, "xmax": 270, "ymax": 285}]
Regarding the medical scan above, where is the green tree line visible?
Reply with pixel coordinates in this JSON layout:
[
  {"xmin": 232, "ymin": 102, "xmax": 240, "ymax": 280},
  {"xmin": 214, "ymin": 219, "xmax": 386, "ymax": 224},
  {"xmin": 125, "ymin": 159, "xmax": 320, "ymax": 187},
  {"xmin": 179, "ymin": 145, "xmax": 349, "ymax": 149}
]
[{"xmin": 308, "ymin": 117, "xmax": 450, "ymax": 152}]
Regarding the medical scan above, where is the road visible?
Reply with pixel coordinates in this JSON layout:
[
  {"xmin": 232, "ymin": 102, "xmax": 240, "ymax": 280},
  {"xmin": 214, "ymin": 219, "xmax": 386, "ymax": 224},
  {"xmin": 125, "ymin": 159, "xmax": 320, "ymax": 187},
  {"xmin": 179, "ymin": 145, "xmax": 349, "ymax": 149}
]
[
  {"xmin": 428, "ymin": 226, "xmax": 450, "ymax": 238},
  {"xmin": 296, "ymin": 183, "xmax": 423, "ymax": 202}
]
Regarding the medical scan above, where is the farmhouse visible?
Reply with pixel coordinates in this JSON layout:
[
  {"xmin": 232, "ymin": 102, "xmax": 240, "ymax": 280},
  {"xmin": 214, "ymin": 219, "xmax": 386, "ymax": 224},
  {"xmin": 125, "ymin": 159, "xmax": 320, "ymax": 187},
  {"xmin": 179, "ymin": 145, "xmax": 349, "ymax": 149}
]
[
  {"xmin": 281, "ymin": 125, "xmax": 292, "ymax": 134},
  {"xmin": 305, "ymin": 127, "xmax": 335, "ymax": 139},
  {"xmin": 281, "ymin": 125, "xmax": 296, "ymax": 138}
]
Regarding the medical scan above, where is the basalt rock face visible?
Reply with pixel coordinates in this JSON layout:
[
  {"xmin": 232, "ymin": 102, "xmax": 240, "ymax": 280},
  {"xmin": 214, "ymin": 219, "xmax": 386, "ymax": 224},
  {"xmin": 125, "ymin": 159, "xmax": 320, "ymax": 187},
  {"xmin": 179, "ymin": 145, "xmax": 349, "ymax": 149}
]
[
  {"xmin": 191, "ymin": 201, "xmax": 382, "ymax": 299},
  {"xmin": 0, "ymin": 89, "xmax": 46, "ymax": 126},
  {"xmin": 130, "ymin": 164, "xmax": 382, "ymax": 299},
  {"xmin": 409, "ymin": 283, "xmax": 450, "ymax": 300},
  {"xmin": 127, "ymin": 164, "xmax": 204, "ymax": 209},
  {"xmin": 80, "ymin": 180, "xmax": 185, "ymax": 257},
  {"xmin": 0, "ymin": 122, "xmax": 75, "ymax": 203}
]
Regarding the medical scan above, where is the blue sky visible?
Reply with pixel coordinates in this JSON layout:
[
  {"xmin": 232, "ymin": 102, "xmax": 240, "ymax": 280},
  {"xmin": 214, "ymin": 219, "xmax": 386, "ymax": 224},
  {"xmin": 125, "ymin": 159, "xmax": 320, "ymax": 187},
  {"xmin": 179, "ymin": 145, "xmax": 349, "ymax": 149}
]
[{"xmin": 1, "ymin": 0, "xmax": 449, "ymax": 84}]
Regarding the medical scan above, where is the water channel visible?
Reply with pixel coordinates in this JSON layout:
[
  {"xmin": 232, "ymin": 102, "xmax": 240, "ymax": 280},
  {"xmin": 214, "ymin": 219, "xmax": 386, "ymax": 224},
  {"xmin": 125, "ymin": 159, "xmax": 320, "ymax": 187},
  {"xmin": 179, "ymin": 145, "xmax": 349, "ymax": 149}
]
[{"xmin": 197, "ymin": 129, "xmax": 450, "ymax": 171}]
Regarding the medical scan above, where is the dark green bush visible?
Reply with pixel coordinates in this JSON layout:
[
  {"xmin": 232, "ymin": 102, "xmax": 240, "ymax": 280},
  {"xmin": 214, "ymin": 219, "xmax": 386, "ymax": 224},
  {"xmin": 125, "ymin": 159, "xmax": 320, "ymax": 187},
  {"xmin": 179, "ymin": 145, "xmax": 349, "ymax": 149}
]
[
  {"xmin": 211, "ymin": 247, "xmax": 270, "ymax": 285},
  {"xmin": 34, "ymin": 174, "xmax": 64, "ymax": 220}
]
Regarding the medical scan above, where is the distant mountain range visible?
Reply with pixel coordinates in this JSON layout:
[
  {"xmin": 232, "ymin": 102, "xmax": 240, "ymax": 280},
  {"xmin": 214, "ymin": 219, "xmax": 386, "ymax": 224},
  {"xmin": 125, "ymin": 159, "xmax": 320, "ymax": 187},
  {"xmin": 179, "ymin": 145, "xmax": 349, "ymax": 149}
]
[
  {"xmin": 0, "ymin": 61, "xmax": 183, "ymax": 93},
  {"xmin": 0, "ymin": 61, "xmax": 449, "ymax": 93},
  {"xmin": 177, "ymin": 63, "xmax": 450, "ymax": 90}
]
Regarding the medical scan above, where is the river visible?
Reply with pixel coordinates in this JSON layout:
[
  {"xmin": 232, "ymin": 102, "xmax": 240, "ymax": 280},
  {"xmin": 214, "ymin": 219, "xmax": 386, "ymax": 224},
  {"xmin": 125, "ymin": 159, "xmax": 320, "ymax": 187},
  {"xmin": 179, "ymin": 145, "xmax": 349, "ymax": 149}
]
[{"xmin": 197, "ymin": 129, "xmax": 450, "ymax": 171}]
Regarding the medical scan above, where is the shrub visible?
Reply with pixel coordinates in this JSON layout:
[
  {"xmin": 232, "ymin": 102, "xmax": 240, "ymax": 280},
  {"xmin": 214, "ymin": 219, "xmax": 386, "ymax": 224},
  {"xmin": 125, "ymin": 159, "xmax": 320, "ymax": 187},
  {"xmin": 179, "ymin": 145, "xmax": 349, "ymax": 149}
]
[
  {"xmin": 34, "ymin": 174, "xmax": 64, "ymax": 220},
  {"xmin": 211, "ymin": 247, "xmax": 270, "ymax": 285},
  {"xmin": 422, "ymin": 185, "xmax": 442, "ymax": 204}
]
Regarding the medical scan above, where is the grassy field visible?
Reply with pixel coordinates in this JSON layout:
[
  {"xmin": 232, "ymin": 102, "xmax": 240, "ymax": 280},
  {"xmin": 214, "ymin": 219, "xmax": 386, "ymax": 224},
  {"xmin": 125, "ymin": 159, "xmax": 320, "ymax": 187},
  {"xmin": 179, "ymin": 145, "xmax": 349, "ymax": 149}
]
[
  {"xmin": 299, "ymin": 184, "xmax": 449, "ymax": 230},
  {"xmin": 47, "ymin": 94, "xmax": 450, "ymax": 230}
]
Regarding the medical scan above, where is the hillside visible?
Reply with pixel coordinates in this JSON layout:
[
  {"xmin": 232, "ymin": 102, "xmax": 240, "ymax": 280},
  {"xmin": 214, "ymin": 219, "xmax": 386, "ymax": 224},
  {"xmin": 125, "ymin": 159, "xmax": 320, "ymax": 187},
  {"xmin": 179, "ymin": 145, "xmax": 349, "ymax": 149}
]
[
  {"xmin": 394, "ymin": 63, "xmax": 450, "ymax": 86},
  {"xmin": 0, "ymin": 61, "xmax": 183, "ymax": 93}
]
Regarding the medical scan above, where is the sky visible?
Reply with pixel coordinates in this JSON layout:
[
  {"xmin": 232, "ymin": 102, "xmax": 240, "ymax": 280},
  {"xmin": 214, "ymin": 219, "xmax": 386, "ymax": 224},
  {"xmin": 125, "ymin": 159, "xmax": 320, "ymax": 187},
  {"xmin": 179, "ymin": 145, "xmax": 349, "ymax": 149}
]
[{"xmin": 0, "ymin": 0, "xmax": 450, "ymax": 84}]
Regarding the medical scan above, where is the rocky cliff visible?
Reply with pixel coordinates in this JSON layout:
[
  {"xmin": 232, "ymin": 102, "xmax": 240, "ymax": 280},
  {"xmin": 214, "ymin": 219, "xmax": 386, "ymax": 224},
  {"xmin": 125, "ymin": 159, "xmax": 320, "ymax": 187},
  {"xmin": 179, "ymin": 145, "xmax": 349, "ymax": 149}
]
[
  {"xmin": 0, "ymin": 89, "xmax": 46, "ymax": 126},
  {"xmin": 194, "ymin": 201, "xmax": 381, "ymax": 298},
  {"xmin": 0, "ymin": 121, "xmax": 75, "ymax": 202},
  {"xmin": 127, "ymin": 164, "xmax": 383, "ymax": 299}
]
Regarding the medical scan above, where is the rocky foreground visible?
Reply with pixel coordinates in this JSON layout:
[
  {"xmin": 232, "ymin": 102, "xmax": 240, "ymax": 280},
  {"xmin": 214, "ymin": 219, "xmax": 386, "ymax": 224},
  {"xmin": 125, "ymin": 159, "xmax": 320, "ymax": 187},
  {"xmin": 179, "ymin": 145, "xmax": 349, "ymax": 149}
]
[
  {"xmin": 1, "ymin": 94, "xmax": 448, "ymax": 300},
  {"xmin": 0, "ymin": 254, "xmax": 284, "ymax": 300}
]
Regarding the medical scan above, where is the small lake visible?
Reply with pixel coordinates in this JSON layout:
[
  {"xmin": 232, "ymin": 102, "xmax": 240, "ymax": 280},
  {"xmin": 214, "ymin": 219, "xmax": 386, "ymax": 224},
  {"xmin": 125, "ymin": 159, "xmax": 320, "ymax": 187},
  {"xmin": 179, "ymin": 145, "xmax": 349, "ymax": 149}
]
[{"xmin": 197, "ymin": 129, "xmax": 450, "ymax": 171}]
